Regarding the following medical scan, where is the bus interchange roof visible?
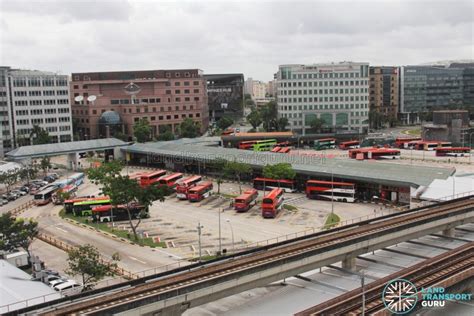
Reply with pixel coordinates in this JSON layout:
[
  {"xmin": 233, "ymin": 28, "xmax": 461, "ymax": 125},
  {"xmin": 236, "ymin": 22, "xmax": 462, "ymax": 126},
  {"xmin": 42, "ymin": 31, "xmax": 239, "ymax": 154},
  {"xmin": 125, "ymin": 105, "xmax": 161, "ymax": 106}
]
[{"xmin": 123, "ymin": 137, "xmax": 454, "ymax": 188}]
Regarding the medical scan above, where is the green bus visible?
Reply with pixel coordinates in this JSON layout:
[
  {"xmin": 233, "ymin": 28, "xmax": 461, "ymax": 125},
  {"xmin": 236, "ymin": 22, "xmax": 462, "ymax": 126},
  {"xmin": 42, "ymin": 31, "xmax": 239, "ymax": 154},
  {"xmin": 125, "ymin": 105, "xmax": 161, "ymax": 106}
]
[
  {"xmin": 314, "ymin": 138, "xmax": 336, "ymax": 150},
  {"xmin": 72, "ymin": 199, "xmax": 111, "ymax": 217},
  {"xmin": 252, "ymin": 139, "xmax": 277, "ymax": 152}
]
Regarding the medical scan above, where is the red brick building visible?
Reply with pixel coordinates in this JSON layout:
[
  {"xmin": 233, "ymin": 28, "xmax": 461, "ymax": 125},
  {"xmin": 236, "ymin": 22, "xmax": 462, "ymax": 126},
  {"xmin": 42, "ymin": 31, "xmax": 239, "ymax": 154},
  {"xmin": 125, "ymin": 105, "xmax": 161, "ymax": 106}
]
[{"xmin": 70, "ymin": 69, "xmax": 209, "ymax": 140}]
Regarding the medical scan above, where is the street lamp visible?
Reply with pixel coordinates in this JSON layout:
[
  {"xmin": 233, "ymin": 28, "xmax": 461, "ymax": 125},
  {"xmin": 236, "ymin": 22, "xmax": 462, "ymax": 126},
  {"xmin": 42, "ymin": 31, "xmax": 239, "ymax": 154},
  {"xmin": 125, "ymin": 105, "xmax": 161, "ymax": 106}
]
[
  {"xmin": 197, "ymin": 222, "xmax": 203, "ymax": 262},
  {"xmin": 226, "ymin": 219, "xmax": 235, "ymax": 252},
  {"xmin": 361, "ymin": 271, "xmax": 366, "ymax": 316},
  {"xmin": 218, "ymin": 208, "xmax": 222, "ymax": 255}
]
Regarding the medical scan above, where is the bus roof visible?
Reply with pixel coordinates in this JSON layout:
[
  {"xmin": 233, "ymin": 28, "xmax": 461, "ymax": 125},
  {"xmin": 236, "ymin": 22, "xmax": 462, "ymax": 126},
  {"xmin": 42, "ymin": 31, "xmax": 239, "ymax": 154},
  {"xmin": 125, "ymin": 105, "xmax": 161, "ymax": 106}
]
[
  {"xmin": 395, "ymin": 137, "xmax": 421, "ymax": 141},
  {"xmin": 316, "ymin": 138, "xmax": 336, "ymax": 142},
  {"xmin": 159, "ymin": 173, "xmax": 183, "ymax": 181},
  {"xmin": 177, "ymin": 175, "xmax": 202, "ymax": 185},
  {"xmin": 188, "ymin": 181, "xmax": 213, "ymax": 193},
  {"xmin": 74, "ymin": 198, "xmax": 111, "ymax": 206},
  {"xmin": 254, "ymin": 177, "xmax": 295, "ymax": 184},
  {"xmin": 264, "ymin": 188, "xmax": 283, "ymax": 199},
  {"xmin": 141, "ymin": 170, "xmax": 166, "ymax": 178},
  {"xmin": 65, "ymin": 196, "xmax": 109, "ymax": 204},
  {"xmin": 35, "ymin": 186, "xmax": 59, "ymax": 194},
  {"xmin": 341, "ymin": 140, "xmax": 359, "ymax": 144},
  {"xmin": 236, "ymin": 188, "xmax": 258, "ymax": 200},
  {"xmin": 349, "ymin": 148, "xmax": 400, "ymax": 154},
  {"xmin": 307, "ymin": 179, "xmax": 355, "ymax": 186},
  {"xmin": 255, "ymin": 139, "xmax": 277, "ymax": 144},
  {"xmin": 435, "ymin": 147, "xmax": 470, "ymax": 151}
]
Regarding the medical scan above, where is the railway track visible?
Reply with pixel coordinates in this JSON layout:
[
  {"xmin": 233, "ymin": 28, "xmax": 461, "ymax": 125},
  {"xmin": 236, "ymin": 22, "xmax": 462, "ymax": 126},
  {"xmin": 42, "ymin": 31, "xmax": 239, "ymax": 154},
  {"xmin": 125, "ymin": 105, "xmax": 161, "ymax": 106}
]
[
  {"xmin": 19, "ymin": 196, "xmax": 474, "ymax": 315},
  {"xmin": 296, "ymin": 242, "xmax": 474, "ymax": 315}
]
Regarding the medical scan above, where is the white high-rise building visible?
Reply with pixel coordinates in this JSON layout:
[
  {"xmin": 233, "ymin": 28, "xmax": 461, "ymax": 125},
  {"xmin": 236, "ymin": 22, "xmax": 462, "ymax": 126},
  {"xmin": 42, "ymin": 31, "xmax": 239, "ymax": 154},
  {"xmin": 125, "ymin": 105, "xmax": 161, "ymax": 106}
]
[
  {"xmin": 0, "ymin": 68, "xmax": 73, "ymax": 157},
  {"xmin": 0, "ymin": 67, "xmax": 13, "ymax": 158},
  {"xmin": 276, "ymin": 62, "xmax": 370, "ymax": 134}
]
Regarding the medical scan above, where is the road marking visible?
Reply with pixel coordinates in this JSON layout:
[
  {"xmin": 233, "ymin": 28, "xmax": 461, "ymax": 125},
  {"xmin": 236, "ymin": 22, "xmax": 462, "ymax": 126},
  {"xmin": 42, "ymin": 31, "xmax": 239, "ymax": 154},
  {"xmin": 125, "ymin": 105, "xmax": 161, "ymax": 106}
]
[
  {"xmin": 56, "ymin": 227, "xmax": 68, "ymax": 233},
  {"xmin": 128, "ymin": 256, "xmax": 147, "ymax": 264}
]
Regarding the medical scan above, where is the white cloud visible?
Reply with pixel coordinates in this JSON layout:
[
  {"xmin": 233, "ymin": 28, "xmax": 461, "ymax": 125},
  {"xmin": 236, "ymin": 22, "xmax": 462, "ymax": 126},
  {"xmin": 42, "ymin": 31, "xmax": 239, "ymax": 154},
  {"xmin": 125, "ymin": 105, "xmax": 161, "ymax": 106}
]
[{"xmin": 0, "ymin": 0, "xmax": 472, "ymax": 81}]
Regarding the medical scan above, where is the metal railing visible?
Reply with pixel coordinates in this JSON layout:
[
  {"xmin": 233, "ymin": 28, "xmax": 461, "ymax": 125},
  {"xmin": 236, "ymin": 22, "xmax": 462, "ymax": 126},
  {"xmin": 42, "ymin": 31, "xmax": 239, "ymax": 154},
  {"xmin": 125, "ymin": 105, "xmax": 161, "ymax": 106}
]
[{"xmin": 9, "ymin": 200, "xmax": 35, "ymax": 216}]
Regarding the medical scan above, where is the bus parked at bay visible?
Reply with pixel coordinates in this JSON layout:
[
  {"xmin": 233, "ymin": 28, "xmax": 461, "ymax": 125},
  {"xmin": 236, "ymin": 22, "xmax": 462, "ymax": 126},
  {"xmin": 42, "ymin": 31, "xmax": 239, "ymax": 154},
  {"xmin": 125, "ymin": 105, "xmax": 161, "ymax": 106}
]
[
  {"xmin": 157, "ymin": 173, "xmax": 183, "ymax": 190},
  {"xmin": 238, "ymin": 140, "xmax": 258, "ymax": 150},
  {"xmin": 348, "ymin": 148, "xmax": 401, "ymax": 160},
  {"xmin": 314, "ymin": 138, "xmax": 336, "ymax": 150},
  {"xmin": 234, "ymin": 189, "xmax": 258, "ymax": 212},
  {"xmin": 261, "ymin": 188, "xmax": 284, "ymax": 218},
  {"xmin": 188, "ymin": 181, "xmax": 213, "ymax": 202},
  {"xmin": 306, "ymin": 180, "xmax": 356, "ymax": 202},
  {"xmin": 435, "ymin": 147, "xmax": 471, "ymax": 157},
  {"xmin": 252, "ymin": 139, "xmax": 277, "ymax": 151},
  {"xmin": 271, "ymin": 146, "xmax": 282, "ymax": 153},
  {"xmin": 253, "ymin": 177, "xmax": 297, "ymax": 193},
  {"xmin": 339, "ymin": 140, "xmax": 360, "ymax": 150},
  {"xmin": 176, "ymin": 175, "xmax": 202, "ymax": 199},
  {"xmin": 395, "ymin": 137, "xmax": 421, "ymax": 149},
  {"xmin": 140, "ymin": 170, "xmax": 167, "ymax": 187},
  {"xmin": 34, "ymin": 185, "xmax": 60, "ymax": 205},
  {"xmin": 63, "ymin": 196, "xmax": 101, "ymax": 213},
  {"xmin": 91, "ymin": 204, "xmax": 148, "ymax": 222},
  {"xmin": 279, "ymin": 147, "xmax": 291, "ymax": 153},
  {"xmin": 72, "ymin": 198, "xmax": 111, "ymax": 217}
]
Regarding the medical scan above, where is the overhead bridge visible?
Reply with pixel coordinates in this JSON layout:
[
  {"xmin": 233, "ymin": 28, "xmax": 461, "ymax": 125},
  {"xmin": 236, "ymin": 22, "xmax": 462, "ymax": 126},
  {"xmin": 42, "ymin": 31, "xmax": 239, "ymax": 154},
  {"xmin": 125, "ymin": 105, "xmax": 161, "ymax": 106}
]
[{"xmin": 13, "ymin": 196, "xmax": 474, "ymax": 316}]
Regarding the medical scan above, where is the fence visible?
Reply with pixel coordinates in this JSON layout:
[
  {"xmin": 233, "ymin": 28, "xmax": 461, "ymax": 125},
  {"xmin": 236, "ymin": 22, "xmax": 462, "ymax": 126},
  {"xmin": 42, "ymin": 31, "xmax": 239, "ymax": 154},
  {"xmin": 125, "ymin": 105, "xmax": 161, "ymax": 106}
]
[{"xmin": 10, "ymin": 200, "xmax": 35, "ymax": 217}]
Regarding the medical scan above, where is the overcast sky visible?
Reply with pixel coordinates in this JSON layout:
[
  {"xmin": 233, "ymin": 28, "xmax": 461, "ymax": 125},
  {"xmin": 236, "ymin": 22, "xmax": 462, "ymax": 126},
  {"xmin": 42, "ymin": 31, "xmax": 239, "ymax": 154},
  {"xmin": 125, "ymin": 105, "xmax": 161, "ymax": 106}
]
[{"xmin": 0, "ymin": 0, "xmax": 472, "ymax": 81}]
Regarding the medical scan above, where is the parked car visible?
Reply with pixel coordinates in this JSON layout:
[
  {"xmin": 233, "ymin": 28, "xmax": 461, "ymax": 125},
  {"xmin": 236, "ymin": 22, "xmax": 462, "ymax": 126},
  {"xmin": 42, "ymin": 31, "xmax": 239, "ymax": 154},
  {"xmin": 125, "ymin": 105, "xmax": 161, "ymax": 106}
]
[
  {"xmin": 43, "ymin": 176, "xmax": 55, "ymax": 183},
  {"xmin": 19, "ymin": 186, "xmax": 30, "ymax": 193},
  {"xmin": 32, "ymin": 180, "xmax": 48, "ymax": 186},
  {"xmin": 6, "ymin": 192, "xmax": 19, "ymax": 201},
  {"xmin": 48, "ymin": 173, "xmax": 59, "ymax": 180},
  {"xmin": 45, "ymin": 275, "xmax": 63, "ymax": 286},
  {"xmin": 12, "ymin": 189, "xmax": 27, "ymax": 197},
  {"xmin": 0, "ymin": 199, "xmax": 8, "ymax": 206},
  {"xmin": 49, "ymin": 278, "xmax": 68, "ymax": 288}
]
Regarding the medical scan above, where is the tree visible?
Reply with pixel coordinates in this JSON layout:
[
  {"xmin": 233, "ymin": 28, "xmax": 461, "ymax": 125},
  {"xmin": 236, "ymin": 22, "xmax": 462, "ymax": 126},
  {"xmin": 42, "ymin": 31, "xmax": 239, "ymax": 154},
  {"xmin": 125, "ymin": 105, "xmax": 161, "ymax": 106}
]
[
  {"xmin": 263, "ymin": 163, "xmax": 296, "ymax": 190},
  {"xmin": 31, "ymin": 125, "xmax": 51, "ymax": 145},
  {"xmin": 260, "ymin": 101, "xmax": 278, "ymax": 131},
  {"xmin": 180, "ymin": 118, "xmax": 200, "ymax": 138},
  {"xmin": 66, "ymin": 244, "xmax": 119, "ymax": 290},
  {"xmin": 275, "ymin": 117, "xmax": 288, "ymax": 132},
  {"xmin": 40, "ymin": 156, "xmax": 52, "ymax": 177},
  {"xmin": 224, "ymin": 161, "xmax": 252, "ymax": 194},
  {"xmin": 157, "ymin": 125, "xmax": 175, "ymax": 141},
  {"xmin": 246, "ymin": 109, "xmax": 263, "ymax": 129},
  {"xmin": 87, "ymin": 162, "xmax": 167, "ymax": 241},
  {"xmin": 19, "ymin": 162, "xmax": 38, "ymax": 185},
  {"xmin": 0, "ymin": 169, "xmax": 19, "ymax": 193},
  {"xmin": 133, "ymin": 118, "xmax": 152, "ymax": 143},
  {"xmin": 210, "ymin": 158, "xmax": 227, "ymax": 195},
  {"xmin": 0, "ymin": 213, "xmax": 38, "ymax": 259},
  {"xmin": 308, "ymin": 117, "xmax": 325, "ymax": 133},
  {"xmin": 217, "ymin": 116, "xmax": 234, "ymax": 131}
]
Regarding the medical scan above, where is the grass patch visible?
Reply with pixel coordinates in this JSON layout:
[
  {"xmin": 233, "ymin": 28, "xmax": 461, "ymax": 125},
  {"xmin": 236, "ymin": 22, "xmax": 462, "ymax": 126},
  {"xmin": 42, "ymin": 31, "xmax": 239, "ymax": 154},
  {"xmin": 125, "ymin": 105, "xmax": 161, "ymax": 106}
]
[
  {"xmin": 59, "ymin": 209, "xmax": 166, "ymax": 248},
  {"xmin": 220, "ymin": 193, "xmax": 238, "ymax": 199},
  {"xmin": 324, "ymin": 212, "xmax": 340, "ymax": 229},
  {"xmin": 283, "ymin": 204, "xmax": 298, "ymax": 211},
  {"xmin": 403, "ymin": 128, "xmax": 421, "ymax": 136},
  {"xmin": 189, "ymin": 255, "xmax": 219, "ymax": 262}
]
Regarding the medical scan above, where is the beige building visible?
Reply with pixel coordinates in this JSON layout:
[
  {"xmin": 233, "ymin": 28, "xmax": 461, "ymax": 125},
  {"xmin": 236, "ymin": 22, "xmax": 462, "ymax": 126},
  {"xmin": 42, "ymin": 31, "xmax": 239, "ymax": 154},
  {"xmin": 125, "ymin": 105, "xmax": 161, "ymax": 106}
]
[{"xmin": 369, "ymin": 66, "xmax": 399, "ymax": 119}]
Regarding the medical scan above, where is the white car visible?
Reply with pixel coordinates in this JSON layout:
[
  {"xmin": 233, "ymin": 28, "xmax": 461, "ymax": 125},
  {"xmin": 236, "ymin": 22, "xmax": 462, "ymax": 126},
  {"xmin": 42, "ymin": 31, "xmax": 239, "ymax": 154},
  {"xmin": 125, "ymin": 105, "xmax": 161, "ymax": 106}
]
[
  {"xmin": 53, "ymin": 280, "xmax": 83, "ymax": 295},
  {"xmin": 49, "ymin": 278, "xmax": 68, "ymax": 288},
  {"xmin": 12, "ymin": 190, "xmax": 27, "ymax": 196}
]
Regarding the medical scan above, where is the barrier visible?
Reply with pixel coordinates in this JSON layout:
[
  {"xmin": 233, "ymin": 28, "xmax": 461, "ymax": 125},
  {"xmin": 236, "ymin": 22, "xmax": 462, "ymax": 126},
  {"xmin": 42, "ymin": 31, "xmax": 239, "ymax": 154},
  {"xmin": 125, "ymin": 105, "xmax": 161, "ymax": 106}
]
[{"xmin": 10, "ymin": 200, "xmax": 35, "ymax": 217}]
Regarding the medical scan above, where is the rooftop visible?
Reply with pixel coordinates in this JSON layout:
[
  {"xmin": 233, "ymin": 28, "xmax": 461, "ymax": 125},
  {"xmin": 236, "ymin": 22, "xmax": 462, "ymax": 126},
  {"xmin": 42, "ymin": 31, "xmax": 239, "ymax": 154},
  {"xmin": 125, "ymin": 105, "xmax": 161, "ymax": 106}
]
[{"xmin": 123, "ymin": 137, "xmax": 454, "ymax": 187}]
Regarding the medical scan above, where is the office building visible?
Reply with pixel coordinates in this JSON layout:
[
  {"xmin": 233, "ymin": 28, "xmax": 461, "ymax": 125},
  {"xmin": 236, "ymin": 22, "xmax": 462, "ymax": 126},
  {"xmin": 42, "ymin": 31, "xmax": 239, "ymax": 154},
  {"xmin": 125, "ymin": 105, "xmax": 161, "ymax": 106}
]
[
  {"xmin": 0, "ymin": 68, "xmax": 73, "ymax": 157},
  {"xmin": 369, "ymin": 66, "xmax": 399, "ymax": 119},
  {"xmin": 205, "ymin": 74, "xmax": 244, "ymax": 121},
  {"xmin": 276, "ymin": 62, "xmax": 370, "ymax": 134},
  {"xmin": 244, "ymin": 77, "xmax": 267, "ymax": 100},
  {"xmin": 399, "ymin": 63, "xmax": 474, "ymax": 124},
  {"xmin": 70, "ymin": 69, "xmax": 209, "ymax": 140}
]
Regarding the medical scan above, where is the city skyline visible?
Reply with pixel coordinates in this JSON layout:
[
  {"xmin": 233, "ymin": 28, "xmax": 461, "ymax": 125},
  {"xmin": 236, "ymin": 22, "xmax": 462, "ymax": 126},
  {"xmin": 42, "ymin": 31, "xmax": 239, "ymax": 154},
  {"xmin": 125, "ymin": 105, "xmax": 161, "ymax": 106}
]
[{"xmin": 1, "ymin": 0, "xmax": 472, "ymax": 81}]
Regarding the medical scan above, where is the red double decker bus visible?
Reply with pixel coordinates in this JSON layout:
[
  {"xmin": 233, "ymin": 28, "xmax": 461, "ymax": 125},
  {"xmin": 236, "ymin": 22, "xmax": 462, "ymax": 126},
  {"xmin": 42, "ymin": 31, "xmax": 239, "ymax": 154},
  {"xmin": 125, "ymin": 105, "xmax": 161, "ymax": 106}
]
[
  {"xmin": 339, "ymin": 140, "xmax": 360, "ymax": 150},
  {"xmin": 279, "ymin": 147, "xmax": 291, "ymax": 153},
  {"xmin": 238, "ymin": 140, "xmax": 258, "ymax": 150},
  {"xmin": 253, "ymin": 177, "xmax": 296, "ymax": 193},
  {"xmin": 348, "ymin": 148, "xmax": 400, "ymax": 160},
  {"xmin": 261, "ymin": 188, "xmax": 284, "ymax": 218},
  {"xmin": 140, "ymin": 170, "xmax": 167, "ymax": 187},
  {"xmin": 395, "ymin": 137, "xmax": 421, "ymax": 148},
  {"xmin": 435, "ymin": 147, "xmax": 471, "ymax": 157},
  {"xmin": 129, "ymin": 172, "xmax": 146, "ymax": 183},
  {"xmin": 158, "ymin": 173, "xmax": 183, "ymax": 189},
  {"xmin": 271, "ymin": 146, "xmax": 282, "ymax": 153},
  {"xmin": 187, "ymin": 181, "xmax": 214, "ymax": 202},
  {"xmin": 176, "ymin": 175, "xmax": 202, "ymax": 199},
  {"xmin": 306, "ymin": 180, "xmax": 355, "ymax": 202},
  {"xmin": 234, "ymin": 189, "xmax": 258, "ymax": 212}
]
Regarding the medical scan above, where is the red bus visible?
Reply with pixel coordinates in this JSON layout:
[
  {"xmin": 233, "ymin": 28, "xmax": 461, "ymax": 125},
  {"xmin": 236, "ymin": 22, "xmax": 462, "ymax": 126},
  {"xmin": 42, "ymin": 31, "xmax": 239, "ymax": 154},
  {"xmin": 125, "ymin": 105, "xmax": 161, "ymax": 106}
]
[
  {"xmin": 188, "ymin": 181, "xmax": 214, "ymax": 202},
  {"xmin": 348, "ymin": 148, "xmax": 400, "ymax": 159},
  {"xmin": 140, "ymin": 170, "xmax": 167, "ymax": 187},
  {"xmin": 234, "ymin": 188, "xmax": 258, "ymax": 212},
  {"xmin": 395, "ymin": 137, "xmax": 421, "ymax": 148},
  {"xmin": 279, "ymin": 147, "xmax": 291, "ymax": 154},
  {"xmin": 306, "ymin": 180, "xmax": 356, "ymax": 202},
  {"xmin": 129, "ymin": 172, "xmax": 146, "ymax": 183},
  {"xmin": 64, "ymin": 196, "xmax": 109, "ymax": 214},
  {"xmin": 261, "ymin": 188, "xmax": 284, "ymax": 218},
  {"xmin": 239, "ymin": 140, "xmax": 258, "ymax": 150},
  {"xmin": 221, "ymin": 128, "xmax": 235, "ymax": 136},
  {"xmin": 339, "ymin": 140, "xmax": 360, "ymax": 150},
  {"xmin": 271, "ymin": 146, "xmax": 282, "ymax": 153},
  {"xmin": 175, "ymin": 175, "xmax": 202, "ymax": 199},
  {"xmin": 158, "ymin": 172, "xmax": 183, "ymax": 189},
  {"xmin": 435, "ymin": 147, "xmax": 471, "ymax": 157},
  {"xmin": 276, "ymin": 141, "xmax": 292, "ymax": 147},
  {"xmin": 253, "ymin": 177, "xmax": 296, "ymax": 193}
]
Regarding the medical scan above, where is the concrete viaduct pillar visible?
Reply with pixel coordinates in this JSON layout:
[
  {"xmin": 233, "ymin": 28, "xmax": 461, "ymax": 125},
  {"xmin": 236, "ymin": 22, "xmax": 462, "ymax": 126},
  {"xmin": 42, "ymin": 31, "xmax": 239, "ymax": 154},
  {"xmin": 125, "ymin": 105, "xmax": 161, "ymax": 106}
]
[
  {"xmin": 442, "ymin": 228, "xmax": 455, "ymax": 238},
  {"xmin": 342, "ymin": 256, "xmax": 356, "ymax": 270}
]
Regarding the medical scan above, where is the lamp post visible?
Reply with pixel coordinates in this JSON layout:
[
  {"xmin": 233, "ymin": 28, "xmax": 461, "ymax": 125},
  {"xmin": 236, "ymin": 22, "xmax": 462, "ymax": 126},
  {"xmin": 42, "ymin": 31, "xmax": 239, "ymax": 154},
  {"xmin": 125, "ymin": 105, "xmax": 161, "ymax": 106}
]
[
  {"xmin": 331, "ymin": 164, "xmax": 334, "ymax": 214},
  {"xmin": 218, "ymin": 208, "xmax": 222, "ymax": 255},
  {"xmin": 361, "ymin": 271, "xmax": 366, "ymax": 316},
  {"xmin": 197, "ymin": 222, "xmax": 203, "ymax": 262},
  {"xmin": 226, "ymin": 219, "xmax": 235, "ymax": 252}
]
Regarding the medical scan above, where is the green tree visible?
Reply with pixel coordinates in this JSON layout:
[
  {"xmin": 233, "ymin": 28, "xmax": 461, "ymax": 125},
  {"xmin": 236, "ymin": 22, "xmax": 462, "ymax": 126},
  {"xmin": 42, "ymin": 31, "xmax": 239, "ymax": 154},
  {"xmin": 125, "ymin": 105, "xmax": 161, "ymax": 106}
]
[
  {"xmin": 157, "ymin": 125, "xmax": 175, "ymax": 141},
  {"xmin": 180, "ymin": 118, "xmax": 200, "ymax": 138},
  {"xmin": 210, "ymin": 158, "xmax": 227, "ymax": 194},
  {"xmin": 308, "ymin": 117, "xmax": 325, "ymax": 133},
  {"xmin": 40, "ymin": 156, "xmax": 52, "ymax": 177},
  {"xmin": 223, "ymin": 161, "xmax": 252, "ymax": 194},
  {"xmin": 31, "ymin": 125, "xmax": 51, "ymax": 145},
  {"xmin": 19, "ymin": 162, "xmax": 38, "ymax": 185},
  {"xmin": 0, "ymin": 169, "xmax": 19, "ymax": 193},
  {"xmin": 246, "ymin": 109, "xmax": 263, "ymax": 129},
  {"xmin": 87, "ymin": 162, "xmax": 167, "ymax": 241},
  {"xmin": 275, "ymin": 117, "xmax": 288, "ymax": 132},
  {"xmin": 66, "ymin": 244, "xmax": 119, "ymax": 290},
  {"xmin": 133, "ymin": 118, "xmax": 152, "ymax": 143},
  {"xmin": 217, "ymin": 116, "xmax": 234, "ymax": 130},
  {"xmin": 0, "ymin": 213, "xmax": 38, "ymax": 259},
  {"xmin": 260, "ymin": 101, "xmax": 278, "ymax": 131},
  {"xmin": 263, "ymin": 163, "xmax": 296, "ymax": 190}
]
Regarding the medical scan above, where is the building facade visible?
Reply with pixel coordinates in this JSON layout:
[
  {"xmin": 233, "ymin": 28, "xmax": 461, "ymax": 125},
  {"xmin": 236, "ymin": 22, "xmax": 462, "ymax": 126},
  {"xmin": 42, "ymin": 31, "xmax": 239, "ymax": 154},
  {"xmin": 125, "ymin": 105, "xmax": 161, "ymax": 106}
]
[
  {"xmin": 70, "ymin": 69, "xmax": 209, "ymax": 140},
  {"xmin": 369, "ymin": 66, "xmax": 399, "ymax": 119},
  {"xmin": 423, "ymin": 110, "xmax": 472, "ymax": 145},
  {"xmin": 205, "ymin": 74, "xmax": 244, "ymax": 122},
  {"xmin": 399, "ymin": 64, "xmax": 467, "ymax": 124},
  {"xmin": 0, "ymin": 69, "xmax": 73, "ymax": 157},
  {"xmin": 276, "ymin": 62, "xmax": 370, "ymax": 134},
  {"xmin": 244, "ymin": 77, "xmax": 267, "ymax": 100}
]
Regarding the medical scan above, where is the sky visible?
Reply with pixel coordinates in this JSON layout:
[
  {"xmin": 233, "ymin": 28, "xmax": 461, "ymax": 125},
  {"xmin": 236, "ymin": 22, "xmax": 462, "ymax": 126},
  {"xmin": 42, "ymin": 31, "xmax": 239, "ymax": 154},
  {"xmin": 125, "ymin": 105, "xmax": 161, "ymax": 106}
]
[{"xmin": 0, "ymin": 0, "xmax": 472, "ymax": 81}]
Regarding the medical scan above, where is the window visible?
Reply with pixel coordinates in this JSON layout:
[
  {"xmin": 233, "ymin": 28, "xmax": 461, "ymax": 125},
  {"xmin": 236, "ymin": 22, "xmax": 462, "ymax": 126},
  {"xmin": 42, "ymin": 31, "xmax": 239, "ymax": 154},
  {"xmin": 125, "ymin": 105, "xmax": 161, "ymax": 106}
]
[
  {"xmin": 194, "ymin": 97, "xmax": 199, "ymax": 101},
  {"xmin": 175, "ymin": 82, "xmax": 180, "ymax": 86},
  {"xmin": 184, "ymin": 89, "xmax": 190, "ymax": 94},
  {"xmin": 166, "ymin": 90, "xmax": 171, "ymax": 94},
  {"xmin": 176, "ymin": 97, "xmax": 181, "ymax": 102},
  {"xmin": 184, "ymin": 81, "xmax": 190, "ymax": 86},
  {"xmin": 193, "ymin": 89, "xmax": 199, "ymax": 93},
  {"xmin": 185, "ymin": 97, "xmax": 190, "ymax": 101},
  {"xmin": 193, "ymin": 81, "xmax": 199, "ymax": 85},
  {"xmin": 28, "ymin": 78, "xmax": 41, "ymax": 87},
  {"xmin": 174, "ymin": 115, "xmax": 179, "ymax": 119},
  {"xmin": 196, "ymin": 113, "xmax": 200, "ymax": 117},
  {"xmin": 175, "ymin": 90, "xmax": 181, "ymax": 94}
]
